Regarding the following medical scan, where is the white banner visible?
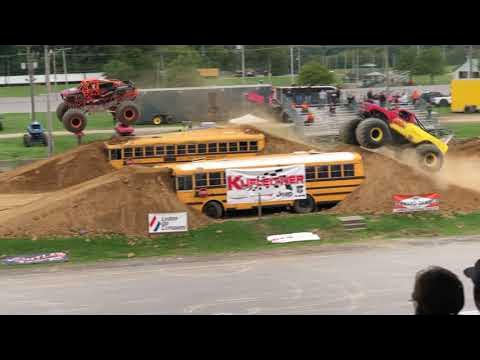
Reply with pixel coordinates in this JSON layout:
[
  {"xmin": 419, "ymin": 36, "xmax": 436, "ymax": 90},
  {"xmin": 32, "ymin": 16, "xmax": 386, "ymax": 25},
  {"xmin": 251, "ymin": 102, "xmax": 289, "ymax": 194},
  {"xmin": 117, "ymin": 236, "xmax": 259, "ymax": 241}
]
[
  {"xmin": 226, "ymin": 165, "xmax": 306, "ymax": 205},
  {"xmin": 148, "ymin": 212, "xmax": 188, "ymax": 233}
]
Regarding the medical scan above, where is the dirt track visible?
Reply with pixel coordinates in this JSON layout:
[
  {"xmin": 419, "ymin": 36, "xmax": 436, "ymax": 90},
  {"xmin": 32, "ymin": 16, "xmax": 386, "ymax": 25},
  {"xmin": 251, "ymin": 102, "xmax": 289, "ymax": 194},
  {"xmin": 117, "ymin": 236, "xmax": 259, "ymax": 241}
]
[{"xmin": 1, "ymin": 119, "xmax": 480, "ymax": 237}]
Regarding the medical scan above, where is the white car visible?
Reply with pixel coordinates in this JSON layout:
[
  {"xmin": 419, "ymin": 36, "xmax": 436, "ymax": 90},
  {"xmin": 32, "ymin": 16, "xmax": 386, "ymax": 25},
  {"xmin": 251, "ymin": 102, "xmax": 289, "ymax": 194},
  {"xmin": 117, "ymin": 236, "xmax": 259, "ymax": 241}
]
[{"xmin": 431, "ymin": 96, "xmax": 451, "ymax": 107}]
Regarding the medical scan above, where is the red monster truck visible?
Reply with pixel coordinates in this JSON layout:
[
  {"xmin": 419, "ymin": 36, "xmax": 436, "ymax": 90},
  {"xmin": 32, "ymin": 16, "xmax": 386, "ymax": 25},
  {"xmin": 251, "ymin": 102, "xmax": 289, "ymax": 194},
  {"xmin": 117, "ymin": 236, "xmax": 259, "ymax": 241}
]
[{"xmin": 56, "ymin": 78, "xmax": 141, "ymax": 133}]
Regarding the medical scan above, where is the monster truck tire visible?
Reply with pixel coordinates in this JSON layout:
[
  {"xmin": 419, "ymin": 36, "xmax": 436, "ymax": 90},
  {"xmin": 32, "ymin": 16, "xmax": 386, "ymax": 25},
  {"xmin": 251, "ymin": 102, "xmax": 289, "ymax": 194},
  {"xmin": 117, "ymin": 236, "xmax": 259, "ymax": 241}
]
[
  {"xmin": 56, "ymin": 102, "xmax": 69, "ymax": 121},
  {"xmin": 292, "ymin": 195, "xmax": 316, "ymax": 214},
  {"xmin": 355, "ymin": 117, "xmax": 392, "ymax": 149},
  {"xmin": 23, "ymin": 134, "xmax": 32, "ymax": 147},
  {"xmin": 62, "ymin": 109, "xmax": 88, "ymax": 133},
  {"xmin": 339, "ymin": 118, "xmax": 362, "ymax": 145},
  {"xmin": 202, "ymin": 201, "xmax": 224, "ymax": 219},
  {"xmin": 415, "ymin": 143, "xmax": 444, "ymax": 172},
  {"xmin": 41, "ymin": 133, "xmax": 49, "ymax": 146},
  {"xmin": 116, "ymin": 101, "xmax": 141, "ymax": 125}
]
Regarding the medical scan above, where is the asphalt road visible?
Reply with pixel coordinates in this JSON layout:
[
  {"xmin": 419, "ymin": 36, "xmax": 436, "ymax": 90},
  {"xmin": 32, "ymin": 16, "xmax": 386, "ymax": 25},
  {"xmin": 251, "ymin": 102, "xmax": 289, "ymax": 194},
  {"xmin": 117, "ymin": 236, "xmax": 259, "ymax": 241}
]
[{"xmin": 1, "ymin": 235, "xmax": 479, "ymax": 315}]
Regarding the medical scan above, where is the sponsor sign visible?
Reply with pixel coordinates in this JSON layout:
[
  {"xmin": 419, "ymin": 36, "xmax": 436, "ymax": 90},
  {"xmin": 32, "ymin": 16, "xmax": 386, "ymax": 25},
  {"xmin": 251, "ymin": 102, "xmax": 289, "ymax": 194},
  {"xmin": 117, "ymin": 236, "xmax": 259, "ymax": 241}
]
[
  {"xmin": 2, "ymin": 252, "xmax": 68, "ymax": 265},
  {"xmin": 148, "ymin": 212, "xmax": 188, "ymax": 233},
  {"xmin": 393, "ymin": 193, "xmax": 440, "ymax": 213},
  {"xmin": 226, "ymin": 165, "xmax": 306, "ymax": 205}
]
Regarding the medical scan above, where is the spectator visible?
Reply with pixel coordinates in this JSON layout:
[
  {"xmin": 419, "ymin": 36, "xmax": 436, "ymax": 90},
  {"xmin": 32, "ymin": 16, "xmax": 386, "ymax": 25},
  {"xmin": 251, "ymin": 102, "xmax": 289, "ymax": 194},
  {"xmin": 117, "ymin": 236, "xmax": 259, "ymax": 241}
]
[
  {"xmin": 411, "ymin": 266, "xmax": 464, "ymax": 315},
  {"xmin": 367, "ymin": 89, "xmax": 373, "ymax": 99},
  {"xmin": 336, "ymin": 88, "xmax": 342, "ymax": 104},
  {"xmin": 462, "ymin": 259, "xmax": 480, "ymax": 315},
  {"xmin": 412, "ymin": 89, "xmax": 421, "ymax": 105},
  {"xmin": 426, "ymin": 102, "xmax": 433, "ymax": 119},
  {"xmin": 379, "ymin": 93, "xmax": 387, "ymax": 107}
]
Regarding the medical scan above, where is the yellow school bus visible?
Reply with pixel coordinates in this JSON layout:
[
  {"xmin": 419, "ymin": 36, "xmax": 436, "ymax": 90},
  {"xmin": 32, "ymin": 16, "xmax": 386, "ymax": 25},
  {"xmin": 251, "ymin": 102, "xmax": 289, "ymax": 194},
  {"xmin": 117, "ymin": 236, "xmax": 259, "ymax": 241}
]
[
  {"xmin": 169, "ymin": 151, "xmax": 365, "ymax": 218},
  {"xmin": 104, "ymin": 127, "xmax": 266, "ymax": 169}
]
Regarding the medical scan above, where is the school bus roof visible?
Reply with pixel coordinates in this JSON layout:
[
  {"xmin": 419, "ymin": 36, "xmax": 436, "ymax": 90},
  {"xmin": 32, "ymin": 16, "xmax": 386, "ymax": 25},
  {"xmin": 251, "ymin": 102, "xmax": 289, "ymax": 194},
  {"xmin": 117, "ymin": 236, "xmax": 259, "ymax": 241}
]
[
  {"xmin": 171, "ymin": 152, "xmax": 362, "ymax": 173},
  {"xmin": 104, "ymin": 127, "xmax": 264, "ymax": 148}
]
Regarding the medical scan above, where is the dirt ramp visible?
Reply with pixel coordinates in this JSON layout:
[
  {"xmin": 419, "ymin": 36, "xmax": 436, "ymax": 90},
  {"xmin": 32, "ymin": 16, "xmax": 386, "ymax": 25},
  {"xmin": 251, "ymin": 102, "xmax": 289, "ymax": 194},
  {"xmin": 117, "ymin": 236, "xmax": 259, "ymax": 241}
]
[
  {"xmin": 0, "ymin": 141, "xmax": 114, "ymax": 193},
  {"xmin": 0, "ymin": 166, "xmax": 211, "ymax": 237},
  {"xmin": 331, "ymin": 150, "xmax": 480, "ymax": 215}
]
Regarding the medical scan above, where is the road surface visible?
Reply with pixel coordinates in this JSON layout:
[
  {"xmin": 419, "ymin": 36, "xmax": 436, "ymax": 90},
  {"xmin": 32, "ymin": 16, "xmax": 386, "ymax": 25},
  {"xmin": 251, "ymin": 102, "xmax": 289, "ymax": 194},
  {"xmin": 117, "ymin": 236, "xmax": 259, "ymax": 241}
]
[
  {"xmin": 1, "ymin": 235, "xmax": 479, "ymax": 314},
  {"xmin": 0, "ymin": 126, "xmax": 183, "ymax": 139}
]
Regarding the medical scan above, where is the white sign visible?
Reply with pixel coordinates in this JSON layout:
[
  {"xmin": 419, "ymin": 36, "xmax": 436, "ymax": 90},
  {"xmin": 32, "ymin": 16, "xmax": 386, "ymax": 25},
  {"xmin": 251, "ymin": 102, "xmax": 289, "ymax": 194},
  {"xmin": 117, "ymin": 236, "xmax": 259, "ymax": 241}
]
[
  {"xmin": 226, "ymin": 165, "xmax": 306, "ymax": 205},
  {"xmin": 267, "ymin": 232, "xmax": 320, "ymax": 244},
  {"xmin": 148, "ymin": 212, "xmax": 188, "ymax": 233}
]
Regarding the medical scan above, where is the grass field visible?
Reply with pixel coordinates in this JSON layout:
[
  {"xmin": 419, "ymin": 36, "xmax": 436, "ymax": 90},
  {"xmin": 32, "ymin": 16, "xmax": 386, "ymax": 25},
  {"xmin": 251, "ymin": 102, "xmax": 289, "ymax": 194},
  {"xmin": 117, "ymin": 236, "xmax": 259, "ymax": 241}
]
[
  {"xmin": 0, "ymin": 134, "xmax": 109, "ymax": 160},
  {"xmin": 445, "ymin": 122, "xmax": 480, "ymax": 138},
  {"xmin": 0, "ymin": 212, "xmax": 479, "ymax": 266}
]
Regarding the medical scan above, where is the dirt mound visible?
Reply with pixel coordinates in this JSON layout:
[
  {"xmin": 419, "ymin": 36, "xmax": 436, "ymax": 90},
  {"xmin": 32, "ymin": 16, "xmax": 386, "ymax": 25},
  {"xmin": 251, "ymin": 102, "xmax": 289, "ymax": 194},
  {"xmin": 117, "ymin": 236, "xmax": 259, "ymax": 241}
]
[
  {"xmin": 0, "ymin": 166, "xmax": 211, "ymax": 237},
  {"xmin": 331, "ymin": 147, "xmax": 480, "ymax": 215},
  {"xmin": 0, "ymin": 141, "xmax": 114, "ymax": 194}
]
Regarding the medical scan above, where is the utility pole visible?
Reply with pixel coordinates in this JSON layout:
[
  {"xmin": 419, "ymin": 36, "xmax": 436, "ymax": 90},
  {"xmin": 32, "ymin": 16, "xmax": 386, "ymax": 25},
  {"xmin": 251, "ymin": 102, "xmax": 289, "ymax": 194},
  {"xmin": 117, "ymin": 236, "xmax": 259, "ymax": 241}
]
[
  {"xmin": 417, "ymin": 45, "xmax": 421, "ymax": 56},
  {"xmin": 26, "ymin": 46, "xmax": 36, "ymax": 120},
  {"xmin": 241, "ymin": 45, "xmax": 245, "ymax": 84},
  {"xmin": 297, "ymin": 47, "xmax": 301, "ymax": 74},
  {"xmin": 344, "ymin": 51, "xmax": 347, "ymax": 73},
  {"xmin": 62, "ymin": 48, "xmax": 68, "ymax": 86},
  {"xmin": 469, "ymin": 45, "xmax": 473, "ymax": 78},
  {"xmin": 44, "ymin": 45, "xmax": 54, "ymax": 157},
  {"xmin": 52, "ymin": 49, "xmax": 57, "ymax": 89},
  {"xmin": 290, "ymin": 46, "xmax": 294, "ymax": 84},
  {"xmin": 155, "ymin": 62, "xmax": 161, "ymax": 88},
  {"xmin": 442, "ymin": 46, "xmax": 447, "ymax": 61},
  {"xmin": 384, "ymin": 45, "xmax": 390, "ymax": 92},
  {"xmin": 356, "ymin": 48, "xmax": 360, "ymax": 84}
]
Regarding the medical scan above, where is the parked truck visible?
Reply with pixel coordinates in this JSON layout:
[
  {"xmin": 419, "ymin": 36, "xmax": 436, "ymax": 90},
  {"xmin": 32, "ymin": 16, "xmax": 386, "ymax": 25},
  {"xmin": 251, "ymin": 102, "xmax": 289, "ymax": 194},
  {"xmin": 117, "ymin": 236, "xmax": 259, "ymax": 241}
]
[{"xmin": 451, "ymin": 79, "xmax": 480, "ymax": 113}]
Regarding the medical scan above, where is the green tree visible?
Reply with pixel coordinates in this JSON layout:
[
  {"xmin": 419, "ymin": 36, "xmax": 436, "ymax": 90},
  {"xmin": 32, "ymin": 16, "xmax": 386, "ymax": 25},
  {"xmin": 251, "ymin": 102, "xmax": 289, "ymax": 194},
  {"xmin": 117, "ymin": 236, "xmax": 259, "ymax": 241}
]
[
  {"xmin": 395, "ymin": 47, "xmax": 418, "ymax": 81},
  {"xmin": 415, "ymin": 48, "xmax": 445, "ymax": 84},
  {"xmin": 297, "ymin": 61, "xmax": 335, "ymax": 85},
  {"xmin": 103, "ymin": 60, "xmax": 135, "ymax": 79}
]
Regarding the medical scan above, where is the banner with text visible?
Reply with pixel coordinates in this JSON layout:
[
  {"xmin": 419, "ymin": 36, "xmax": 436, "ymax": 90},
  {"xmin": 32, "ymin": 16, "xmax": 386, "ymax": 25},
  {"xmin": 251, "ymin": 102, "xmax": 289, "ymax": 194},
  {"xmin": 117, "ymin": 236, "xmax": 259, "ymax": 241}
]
[
  {"xmin": 148, "ymin": 212, "xmax": 188, "ymax": 233},
  {"xmin": 226, "ymin": 165, "xmax": 306, "ymax": 205},
  {"xmin": 393, "ymin": 193, "xmax": 440, "ymax": 213}
]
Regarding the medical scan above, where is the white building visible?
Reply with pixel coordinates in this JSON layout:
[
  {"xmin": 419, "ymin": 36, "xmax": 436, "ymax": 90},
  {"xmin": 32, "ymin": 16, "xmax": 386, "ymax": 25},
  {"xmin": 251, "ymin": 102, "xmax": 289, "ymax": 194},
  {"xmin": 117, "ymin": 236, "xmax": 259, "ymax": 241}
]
[{"xmin": 453, "ymin": 59, "xmax": 480, "ymax": 79}]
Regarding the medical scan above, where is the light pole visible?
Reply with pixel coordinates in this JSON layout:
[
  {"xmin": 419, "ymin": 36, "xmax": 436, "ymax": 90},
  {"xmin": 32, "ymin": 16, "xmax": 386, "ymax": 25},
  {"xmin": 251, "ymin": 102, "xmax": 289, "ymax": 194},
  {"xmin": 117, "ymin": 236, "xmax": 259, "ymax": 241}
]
[
  {"xmin": 44, "ymin": 45, "xmax": 54, "ymax": 157},
  {"xmin": 290, "ymin": 46, "xmax": 295, "ymax": 84},
  {"xmin": 26, "ymin": 46, "xmax": 36, "ymax": 121},
  {"xmin": 384, "ymin": 45, "xmax": 390, "ymax": 92}
]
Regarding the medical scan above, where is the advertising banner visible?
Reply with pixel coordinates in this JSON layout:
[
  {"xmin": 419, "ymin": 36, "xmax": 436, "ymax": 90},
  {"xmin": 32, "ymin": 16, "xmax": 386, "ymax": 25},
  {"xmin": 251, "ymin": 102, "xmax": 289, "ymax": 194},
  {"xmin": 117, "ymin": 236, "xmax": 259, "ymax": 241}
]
[
  {"xmin": 226, "ymin": 165, "xmax": 306, "ymax": 205},
  {"xmin": 2, "ymin": 252, "xmax": 69, "ymax": 265},
  {"xmin": 148, "ymin": 212, "xmax": 188, "ymax": 233},
  {"xmin": 393, "ymin": 193, "xmax": 440, "ymax": 213}
]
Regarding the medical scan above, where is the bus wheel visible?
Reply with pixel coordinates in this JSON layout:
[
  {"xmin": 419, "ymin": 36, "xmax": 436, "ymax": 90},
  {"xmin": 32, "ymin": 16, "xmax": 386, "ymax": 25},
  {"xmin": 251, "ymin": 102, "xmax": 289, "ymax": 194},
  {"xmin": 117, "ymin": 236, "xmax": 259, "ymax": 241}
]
[
  {"xmin": 202, "ymin": 201, "xmax": 224, "ymax": 219},
  {"xmin": 292, "ymin": 195, "xmax": 316, "ymax": 214}
]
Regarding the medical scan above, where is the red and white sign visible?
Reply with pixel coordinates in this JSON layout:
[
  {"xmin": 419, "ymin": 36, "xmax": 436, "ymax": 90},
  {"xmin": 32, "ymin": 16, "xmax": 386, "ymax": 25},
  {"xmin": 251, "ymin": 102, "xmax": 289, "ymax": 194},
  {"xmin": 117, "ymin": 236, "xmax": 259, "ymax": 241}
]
[
  {"xmin": 148, "ymin": 212, "xmax": 188, "ymax": 233},
  {"xmin": 393, "ymin": 193, "xmax": 440, "ymax": 213},
  {"xmin": 226, "ymin": 165, "xmax": 307, "ymax": 205}
]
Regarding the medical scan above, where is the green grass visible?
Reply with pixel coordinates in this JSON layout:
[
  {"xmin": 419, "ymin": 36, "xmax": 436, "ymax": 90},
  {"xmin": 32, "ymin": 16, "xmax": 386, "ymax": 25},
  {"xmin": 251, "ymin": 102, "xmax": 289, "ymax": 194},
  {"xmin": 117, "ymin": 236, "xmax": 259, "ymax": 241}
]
[
  {"xmin": 445, "ymin": 122, "xmax": 480, "ymax": 138},
  {"xmin": 0, "ymin": 134, "xmax": 109, "ymax": 160},
  {"xmin": 1, "ymin": 212, "xmax": 480, "ymax": 267},
  {"xmin": 411, "ymin": 72, "xmax": 452, "ymax": 86},
  {"xmin": 0, "ymin": 84, "xmax": 73, "ymax": 97},
  {"xmin": 0, "ymin": 112, "xmax": 116, "ymax": 134}
]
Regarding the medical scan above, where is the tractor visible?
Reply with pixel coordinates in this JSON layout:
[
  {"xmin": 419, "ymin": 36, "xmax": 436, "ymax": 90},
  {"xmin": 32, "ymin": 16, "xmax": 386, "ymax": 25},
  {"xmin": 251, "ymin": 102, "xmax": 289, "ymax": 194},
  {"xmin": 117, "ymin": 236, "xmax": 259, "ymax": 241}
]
[
  {"xmin": 56, "ymin": 78, "xmax": 141, "ymax": 134},
  {"xmin": 339, "ymin": 102, "xmax": 450, "ymax": 172},
  {"xmin": 23, "ymin": 121, "xmax": 48, "ymax": 147}
]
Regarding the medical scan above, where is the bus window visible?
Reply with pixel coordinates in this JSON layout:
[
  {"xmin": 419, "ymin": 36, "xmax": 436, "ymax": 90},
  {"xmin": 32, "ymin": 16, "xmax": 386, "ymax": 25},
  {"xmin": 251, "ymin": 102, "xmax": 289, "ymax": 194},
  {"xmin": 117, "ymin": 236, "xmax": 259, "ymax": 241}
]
[
  {"xmin": 209, "ymin": 172, "xmax": 222, "ymax": 186},
  {"xmin": 145, "ymin": 146, "xmax": 154, "ymax": 157},
  {"xmin": 195, "ymin": 173, "xmax": 207, "ymax": 188},
  {"xmin": 219, "ymin": 143, "xmax": 227, "ymax": 153},
  {"xmin": 166, "ymin": 145, "xmax": 175, "ymax": 155},
  {"xmin": 249, "ymin": 141, "xmax": 258, "ymax": 151},
  {"xmin": 239, "ymin": 141, "xmax": 248, "ymax": 152},
  {"xmin": 188, "ymin": 144, "xmax": 196, "ymax": 154},
  {"xmin": 134, "ymin": 147, "xmax": 143, "ymax": 157},
  {"xmin": 177, "ymin": 175, "xmax": 193, "ymax": 190},
  {"xmin": 331, "ymin": 164, "xmax": 341, "ymax": 178},
  {"xmin": 124, "ymin": 148, "xmax": 133, "ymax": 158},
  {"xmin": 343, "ymin": 164, "xmax": 355, "ymax": 177},
  {"xmin": 229, "ymin": 142, "xmax": 238, "ymax": 152},
  {"xmin": 155, "ymin": 146, "xmax": 164, "ymax": 155},
  {"xmin": 198, "ymin": 144, "xmax": 207, "ymax": 154},
  {"xmin": 318, "ymin": 165, "xmax": 329, "ymax": 178},
  {"xmin": 110, "ymin": 149, "xmax": 121, "ymax": 160},
  {"xmin": 306, "ymin": 166, "xmax": 316, "ymax": 181},
  {"xmin": 177, "ymin": 145, "xmax": 186, "ymax": 155},
  {"xmin": 208, "ymin": 143, "xmax": 218, "ymax": 153}
]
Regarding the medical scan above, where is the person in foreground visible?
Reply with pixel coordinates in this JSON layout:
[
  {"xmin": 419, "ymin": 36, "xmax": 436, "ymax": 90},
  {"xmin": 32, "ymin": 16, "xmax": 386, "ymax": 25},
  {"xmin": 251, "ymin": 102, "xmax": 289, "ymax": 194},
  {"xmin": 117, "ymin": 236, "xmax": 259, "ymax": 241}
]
[
  {"xmin": 411, "ymin": 266, "xmax": 464, "ymax": 315},
  {"xmin": 462, "ymin": 259, "xmax": 480, "ymax": 315}
]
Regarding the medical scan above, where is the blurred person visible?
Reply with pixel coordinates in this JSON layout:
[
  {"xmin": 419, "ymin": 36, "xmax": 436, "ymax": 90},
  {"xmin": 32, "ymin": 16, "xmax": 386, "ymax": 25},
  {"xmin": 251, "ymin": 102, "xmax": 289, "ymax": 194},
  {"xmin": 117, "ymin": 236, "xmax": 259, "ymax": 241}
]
[
  {"xmin": 462, "ymin": 259, "xmax": 480, "ymax": 315},
  {"xmin": 411, "ymin": 266, "xmax": 464, "ymax": 315}
]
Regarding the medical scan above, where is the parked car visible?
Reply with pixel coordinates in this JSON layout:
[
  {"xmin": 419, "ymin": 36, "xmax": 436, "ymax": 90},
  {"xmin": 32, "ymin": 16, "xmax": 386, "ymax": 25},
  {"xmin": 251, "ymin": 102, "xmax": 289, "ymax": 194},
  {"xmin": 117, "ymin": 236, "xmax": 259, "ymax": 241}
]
[
  {"xmin": 431, "ymin": 95, "xmax": 451, "ymax": 107},
  {"xmin": 420, "ymin": 91, "xmax": 445, "ymax": 103}
]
